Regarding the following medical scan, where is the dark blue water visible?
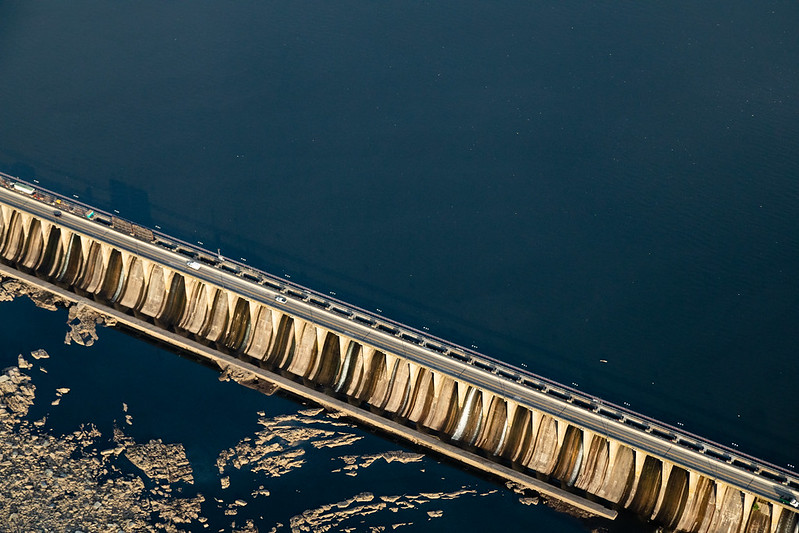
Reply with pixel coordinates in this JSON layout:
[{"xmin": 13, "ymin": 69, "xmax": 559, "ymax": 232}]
[{"xmin": 1, "ymin": 2, "xmax": 798, "ymax": 531}]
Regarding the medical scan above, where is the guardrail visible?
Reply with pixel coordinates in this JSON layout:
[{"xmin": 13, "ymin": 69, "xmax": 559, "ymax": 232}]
[{"xmin": 1, "ymin": 170, "xmax": 796, "ymax": 488}]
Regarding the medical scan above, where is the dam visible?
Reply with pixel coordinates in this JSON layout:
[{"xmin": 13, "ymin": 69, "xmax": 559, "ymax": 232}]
[{"xmin": 1, "ymin": 172, "xmax": 797, "ymax": 532}]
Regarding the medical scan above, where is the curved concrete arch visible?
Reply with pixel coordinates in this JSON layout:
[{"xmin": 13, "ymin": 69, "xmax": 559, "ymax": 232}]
[
  {"xmin": 20, "ymin": 217, "xmax": 44, "ymax": 270},
  {"xmin": 627, "ymin": 455, "xmax": 663, "ymax": 517},
  {"xmin": 56, "ymin": 233, "xmax": 84, "ymax": 286},
  {"xmin": 526, "ymin": 414, "xmax": 560, "ymax": 475},
  {"xmin": 178, "ymin": 279, "xmax": 210, "ymax": 334},
  {"xmin": 675, "ymin": 475, "xmax": 716, "ymax": 533},
  {"xmin": 773, "ymin": 506, "xmax": 797, "ymax": 533},
  {"xmin": 574, "ymin": 434, "xmax": 610, "ymax": 495},
  {"xmin": 2, "ymin": 210, "xmax": 26, "ymax": 262},
  {"xmin": 304, "ymin": 327, "xmax": 331, "ymax": 382},
  {"xmin": 403, "ymin": 366, "xmax": 435, "ymax": 423},
  {"xmin": 368, "ymin": 352, "xmax": 394, "ymax": 408},
  {"xmin": 451, "ymin": 387, "xmax": 483, "ymax": 446},
  {"xmin": 498, "ymin": 404, "xmax": 534, "ymax": 463},
  {"xmin": 140, "ymin": 264, "xmax": 167, "ymax": 318},
  {"xmin": 244, "ymin": 305, "xmax": 274, "ymax": 361},
  {"xmin": 37, "ymin": 225, "xmax": 63, "ymax": 278},
  {"xmin": 286, "ymin": 319, "xmax": 318, "ymax": 377},
  {"xmin": 159, "ymin": 272, "xmax": 189, "ymax": 329},
  {"xmin": 201, "ymin": 288, "xmax": 231, "ymax": 343},
  {"xmin": 80, "ymin": 241, "xmax": 108, "ymax": 293},
  {"xmin": 286, "ymin": 319, "xmax": 319, "ymax": 377},
  {"xmin": 707, "ymin": 484, "xmax": 743, "ymax": 533},
  {"xmin": 356, "ymin": 350, "xmax": 386, "ymax": 404},
  {"xmin": 423, "ymin": 375, "xmax": 459, "ymax": 433},
  {"xmin": 334, "ymin": 341, "xmax": 362, "ymax": 394},
  {"xmin": 221, "ymin": 296, "xmax": 250, "ymax": 350},
  {"xmin": 350, "ymin": 346, "xmax": 377, "ymax": 399},
  {"xmin": 0, "ymin": 205, "xmax": 6, "ymax": 242},
  {"xmin": 653, "ymin": 465, "xmax": 689, "ymax": 529},
  {"xmin": 382, "ymin": 359, "xmax": 412, "ymax": 415},
  {"xmin": 597, "ymin": 443, "xmax": 636, "ymax": 504},
  {"xmin": 310, "ymin": 331, "xmax": 343, "ymax": 387},
  {"xmin": 265, "ymin": 314, "xmax": 295, "ymax": 367},
  {"xmin": 552, "ymin": 425, "xmax": 584, "ymax": 486},
  {"xmin": 474, "ymin": 395, "xmax": 508, "ymax": 455},
  {"xmin": 97, "ymin": 249, "xmax": 125, "ymax": 302}
]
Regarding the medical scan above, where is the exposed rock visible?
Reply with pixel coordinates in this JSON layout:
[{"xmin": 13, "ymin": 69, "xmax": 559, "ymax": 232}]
[
  {"xmin": 149, "ymin": 494, "xmax": 205, "ymax": 525},
  {"xmin": 0, "ymin": 366, "xmax": 36, "ymax": 419},
  {"xmin": 0, "ymin": 275, "xmax": 113, "ymax": 346},
  {"xmin": 124, "ymin": 440, "xmax": 194, "ymax": 484},
  {"xmin": 30, "ymin": 349, "xmax": 50, "ymax": 360},
  {"xmin": 64, "ymin": 304, "xmax": 107, "ymax": 346},
  {"xmin": 17, "ymin": 353, "xmax": 33, "ymax": 370},
  {"xmin": 290, "ymin": 488, "xmax": 483, "ymax": 532},
  {"xmin": 0, "ymin": 277, "xmax": 70, "ymax": 311},
  {"xmin": 0, "ymin": 363, "xmax": 207, "ymax": 531},
  {"xmin": 233, "ymin": 519, "xmax": 259, "ymax": 533},
  {"xmin": 0, "ymin": 366, "xmax": 152, "ymax": 531},
  {"xmin": 333, "ymin": 451, "xmax": 425, "ymax": 475},
  {"xmin": 251, "ymin": 486, "xmax": 270, "ymax": 498},
  {"xmin": 218, "ymin": 364, "xmax": 279, "ymax": 395},
  {"xmin": 216, "ymin": 409, "xmax": 363, "ymax": 481}
]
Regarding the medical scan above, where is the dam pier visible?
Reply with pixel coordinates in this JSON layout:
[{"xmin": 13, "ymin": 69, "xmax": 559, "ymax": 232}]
[{"xmin": 1, "ymin": 172, "xmax": 798, "ymax": 532}]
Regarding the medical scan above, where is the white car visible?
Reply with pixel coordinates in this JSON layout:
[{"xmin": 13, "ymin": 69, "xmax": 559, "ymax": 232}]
[
  {"xmin": 275, "ymin": 295, "xmax": 287, "ymax": 303},
  {"xmin": 186, "ymin": 261, "xmax": 201, "ymax": 271}
]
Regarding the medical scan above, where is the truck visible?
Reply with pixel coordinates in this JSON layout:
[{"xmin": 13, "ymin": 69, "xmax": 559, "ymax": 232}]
[{"xmin": 13, "ymin": 182, "xmax": 35, "ymax": 195}]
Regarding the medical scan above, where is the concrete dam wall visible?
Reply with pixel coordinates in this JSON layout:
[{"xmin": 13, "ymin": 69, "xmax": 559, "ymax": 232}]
[{"xmin": 0, "ymin": 199, "xmax": 797, "ymax": 533}]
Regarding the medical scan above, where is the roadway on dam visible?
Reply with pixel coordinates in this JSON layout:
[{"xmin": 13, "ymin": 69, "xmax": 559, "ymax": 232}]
[{"xmin": 1, "ymin": 185, "xmax": 796, "ymax": 516}]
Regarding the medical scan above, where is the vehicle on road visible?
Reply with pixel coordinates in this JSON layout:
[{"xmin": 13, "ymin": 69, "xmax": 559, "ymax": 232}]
[
  {"xmin": 53, "ymin": 210, "xmax": 61, "ymax": 217},
  {"xmin": 186, "ymin": 261, "xmax": 201, "ymax": 271},
  {"xmin": 13, "ymin": 182, "xmax": 35, "ymax": 195},
  {"xmin": 275, "ymin": 295, "xmax": 287, "ymax": 303},
  {"xmin": 777, "ymin": 495, "xmax": 799, "ymax": 508}
]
